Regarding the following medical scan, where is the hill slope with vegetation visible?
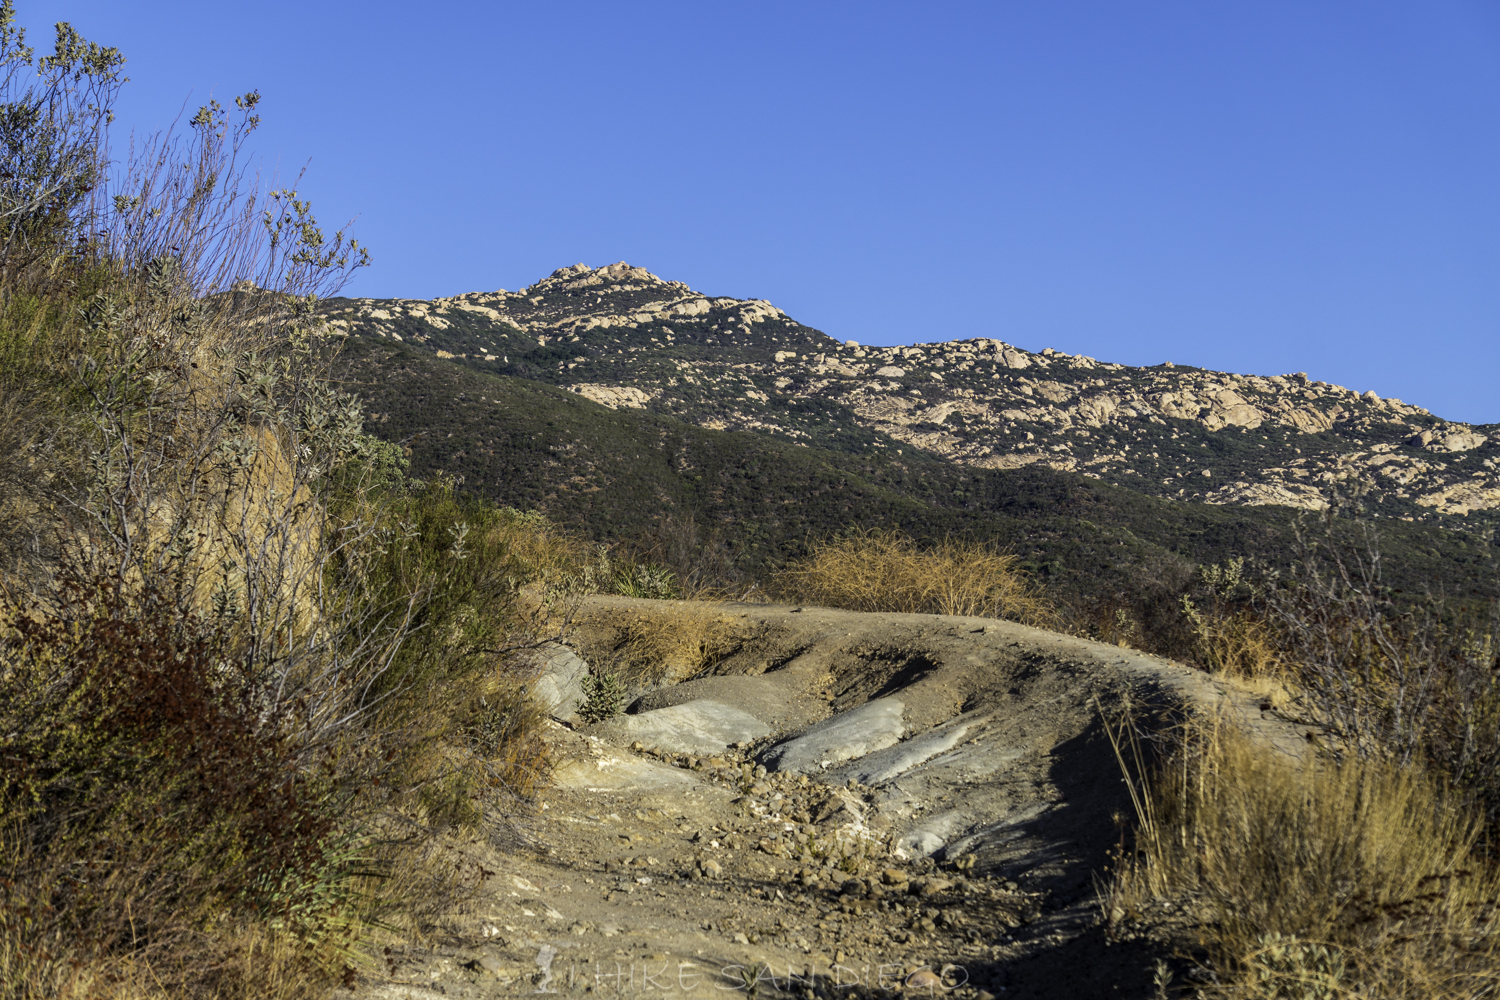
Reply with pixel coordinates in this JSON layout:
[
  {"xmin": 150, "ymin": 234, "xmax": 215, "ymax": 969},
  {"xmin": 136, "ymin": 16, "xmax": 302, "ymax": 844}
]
[
  {"xmin": 323, "ymin": 261, "xmax": 1500, "ymax": 534},
  {"xmin": 332, "ymin": 334, "xmax": 1500, "ymax": 638},
  {"xmin": 3, "ymin": 3, "xmax": 1499, "ymax": 997}
]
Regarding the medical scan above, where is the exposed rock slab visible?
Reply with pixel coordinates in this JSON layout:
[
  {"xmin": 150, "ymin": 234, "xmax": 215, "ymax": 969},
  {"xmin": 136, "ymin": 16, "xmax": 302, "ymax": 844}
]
[
  {"xmin": 821, "ymin": 712, "xmax": 986, "ymax": 786},
  {"xmin": 584, "ymin": 699, "xmax": 771, "ymax": 755},
  {"xmin": 551, "ymin": 748, "xmax": 699, "ymax": 792},
  {"xmin": 529, "ymin": 642, "xmax": 588, "ymax": 717},
  {"xmin": 757, "ymin": 697, "xmax": 905, "ymax": 774},
  {"xmin": 628, "ymin": 671, "xmax": 826, "ymax": 729}
]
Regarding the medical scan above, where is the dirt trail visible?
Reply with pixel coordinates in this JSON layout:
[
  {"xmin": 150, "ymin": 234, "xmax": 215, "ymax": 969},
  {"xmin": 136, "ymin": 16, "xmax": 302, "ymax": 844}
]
[{"xmin": 342, "ymin": 599, "xmax": 1311, "ymax": 1000}]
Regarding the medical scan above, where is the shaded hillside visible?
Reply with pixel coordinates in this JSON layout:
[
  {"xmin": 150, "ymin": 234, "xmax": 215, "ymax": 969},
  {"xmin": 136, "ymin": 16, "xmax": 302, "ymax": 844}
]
[
  {"xmin": 320, "ymin": 262, "xmax": 1500, "ymax": 534},
  {"xmin": 333, "ymin": 335, "xmax": 1499, "ymax": 611}
]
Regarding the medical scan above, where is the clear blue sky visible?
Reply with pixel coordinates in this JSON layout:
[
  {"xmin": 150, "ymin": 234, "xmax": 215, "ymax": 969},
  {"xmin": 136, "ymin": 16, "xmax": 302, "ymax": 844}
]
[{"xmin": 24, "ymin": 1, "xmax": 1500, "ymax": 423}]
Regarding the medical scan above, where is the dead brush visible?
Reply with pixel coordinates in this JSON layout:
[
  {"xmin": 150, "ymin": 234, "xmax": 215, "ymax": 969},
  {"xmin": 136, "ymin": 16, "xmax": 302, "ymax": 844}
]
[
  {"xmin": 774, "ymin": 528, "xmax": 1053, "ymax": 625},
  {"xmin": 1103, "ymin": 708, "xmax": 1500, "ymax": 999},
  {"xmin": 595, "ymin": 600, "xmax": 749, "ymax": 685}
]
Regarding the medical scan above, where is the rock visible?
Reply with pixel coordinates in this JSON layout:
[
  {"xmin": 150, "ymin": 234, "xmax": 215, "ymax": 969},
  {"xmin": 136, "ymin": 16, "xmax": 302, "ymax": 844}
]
[
  {"xmin": 569, "ymin": 383, "xmax": 655, "ymax": 410},
  {"xmin": 1437, "ymin": 429, "xmax": 1488, "ymax": 453},
  {"xmin": 906, "ymin": 968, "xmax": 943, "ymax": 990},
  {"xmin": 874, "ymin": 366, "xmax": 906, "ymax": 377},
  {"xmin": 552, "ymin": 752, "xmax": 699, "ymax": 792},
  {"xmin": 629, "ymin": 674, "xmax": 811, "ymax": 726},
  {"xmin": 587, "ymin": 699, "xmax": 771, "ymax": 755},
  {"xmin": 898, "ymin": 825, "xmax": 952, "ymax": 858},
  {"xmin": 881, "ymin": 868, "xmax": 909, "ymax": 886},
  {"xmin": 758, "ymin": 698, "xmax": 905, "ymax": 774},
  {"xmin": 530, "ymin": 642, "xmax": 589, "ymax": 716},
  {"xmin": 914, "ymin": 877, "xmax": 954, "ymax": 896},
  {"xmin": 822, "ymin": 714, "xmax": 981, "ymax": 785},
  {"xmin": 811, "ymin": 787, "xmax": 866, "ymax": 826}
]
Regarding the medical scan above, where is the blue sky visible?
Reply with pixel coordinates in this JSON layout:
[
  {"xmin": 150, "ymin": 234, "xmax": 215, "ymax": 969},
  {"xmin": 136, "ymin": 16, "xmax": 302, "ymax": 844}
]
[{"xmin": 23, "ymin": 1, "xmax": 1500, "ymax": 423}]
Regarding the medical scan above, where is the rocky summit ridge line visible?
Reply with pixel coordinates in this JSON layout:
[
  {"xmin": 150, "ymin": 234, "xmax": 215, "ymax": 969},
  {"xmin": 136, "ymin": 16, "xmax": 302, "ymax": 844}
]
[{"xmin": 323, "ymin": 262, "xmax": 1499, "ymax": 530}]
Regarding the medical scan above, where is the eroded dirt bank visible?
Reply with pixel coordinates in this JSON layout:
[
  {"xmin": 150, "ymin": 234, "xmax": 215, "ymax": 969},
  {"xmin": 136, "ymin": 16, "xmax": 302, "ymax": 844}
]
[{"xmin": 343, "ymin": 599, "xmax": 1308, "ymax": 1000}]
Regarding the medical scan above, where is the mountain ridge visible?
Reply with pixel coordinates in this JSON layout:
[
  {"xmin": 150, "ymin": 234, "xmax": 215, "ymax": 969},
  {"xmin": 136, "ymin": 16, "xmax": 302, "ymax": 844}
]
[{"xmin": 322, "ymin": 261, "xmax": 1499, "ymax": 532}]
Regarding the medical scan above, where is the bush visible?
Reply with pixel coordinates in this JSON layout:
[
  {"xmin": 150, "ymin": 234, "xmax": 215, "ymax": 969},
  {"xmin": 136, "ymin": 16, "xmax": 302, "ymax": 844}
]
[
  {"xmin": 0, "ymin": 577, "xmax": 362, "ymax": 997},
  {"xmin": 576, "ymin": 670, "xmax": 627, "ymax": 723},
  {"xmin": 592, "ymin": 600, "xmax": 749, "ymax": 685},
  {"xmin": 1264, "ymin": 507, "xmax": 1500, "ymax": 826},
  {"xmin": 322, "ymin": 477, "xmax": 586, "ymax": 826},
  {"xmin": 773, "ymin": 527, "xmax": 1053, "ymax": 625},
  {"xmin": 0, "ymin": 5, "xmax": 553, "ymax": 995}
]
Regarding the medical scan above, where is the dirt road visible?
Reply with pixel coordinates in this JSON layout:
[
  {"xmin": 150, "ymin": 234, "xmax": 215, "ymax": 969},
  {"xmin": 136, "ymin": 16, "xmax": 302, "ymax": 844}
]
[{"xmin": 343, "ymin": 598, "xmax": 1308, "ymax": 1000}]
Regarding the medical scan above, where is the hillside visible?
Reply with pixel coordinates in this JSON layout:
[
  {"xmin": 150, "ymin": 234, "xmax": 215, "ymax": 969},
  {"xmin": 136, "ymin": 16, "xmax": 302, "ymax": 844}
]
[
  {"xmin": 330, "ymin": 335, "xmax": 1499, "ymax": 618},
  {"xmin": 323, "ymin": 261, "xmax": 1500, "ymax": 534}
]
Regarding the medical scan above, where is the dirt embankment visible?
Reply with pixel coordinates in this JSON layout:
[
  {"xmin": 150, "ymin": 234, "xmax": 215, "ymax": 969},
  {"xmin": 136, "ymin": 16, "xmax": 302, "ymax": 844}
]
[{"xmin": 343, "ymin": 598, "xmax": 1310, "ymax": 1000}]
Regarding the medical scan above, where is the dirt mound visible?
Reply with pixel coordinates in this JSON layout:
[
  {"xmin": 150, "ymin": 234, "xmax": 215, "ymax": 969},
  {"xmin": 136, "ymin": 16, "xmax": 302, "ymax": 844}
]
[{"xmin": 340, "ymin": 598, "xmax": 1308, "ymax": 1000}]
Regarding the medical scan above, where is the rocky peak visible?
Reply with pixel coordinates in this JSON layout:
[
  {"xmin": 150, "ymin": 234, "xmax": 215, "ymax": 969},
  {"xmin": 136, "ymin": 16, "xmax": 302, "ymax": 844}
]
[{"xmin": 324, "ymin": 262, "xmax": 1498, "ymax": 531}]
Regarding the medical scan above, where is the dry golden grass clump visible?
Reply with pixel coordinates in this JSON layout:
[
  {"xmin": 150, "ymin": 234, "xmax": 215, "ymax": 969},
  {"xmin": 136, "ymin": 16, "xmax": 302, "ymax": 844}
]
[
  {"xmin": 774, "ymin": 528, "xmax": 1053, "ymax": 625},
  {"xmin": 597, "ymin": 599, "xmax": 749, "ymax": 684},
  {"xmin": 1107, "ymin": 716, "xmax": 1500, "ymax": 999}
]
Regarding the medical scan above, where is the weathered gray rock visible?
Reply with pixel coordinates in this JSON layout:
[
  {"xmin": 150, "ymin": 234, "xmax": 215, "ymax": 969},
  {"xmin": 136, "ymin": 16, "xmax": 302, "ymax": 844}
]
[
  {"xmin": 589, "ymin": 699, "xmax": 771, "ymax": 755},
  {"xmin": 822, "ymin": 713, "xmax": 984, "ymax": 786},
  {"xmin": 758, "ymin": 698, "xmax": 905, "ymax": 774},
  {"xmin": 630, "ymin": 674, "xmax": 803, "ymax": 726},
  {"xmin": 531, "ymin": 642, "xmax": 588, "ymax": 716}
]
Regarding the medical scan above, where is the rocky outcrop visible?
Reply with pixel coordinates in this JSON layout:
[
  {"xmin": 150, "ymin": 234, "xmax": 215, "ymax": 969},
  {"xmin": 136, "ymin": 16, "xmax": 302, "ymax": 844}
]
[
  {"xmin": 569, "ymin": 384, "xmax": 655, "ymax": 410},
  {"xmin": 328, "ymin": 261, "xmax": 1499, "ymax": 529}
]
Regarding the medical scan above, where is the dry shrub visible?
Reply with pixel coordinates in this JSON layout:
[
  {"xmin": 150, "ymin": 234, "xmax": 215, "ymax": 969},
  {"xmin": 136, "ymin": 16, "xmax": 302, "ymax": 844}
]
[
  {"xmin": 624, "ymin": 511, "xmax": 742, "ymax": 597},
  {"xmin": 0, "ymin": 577, "xmax": 366, "ymax": 999},
  {"xmin": 600, "ymin": 600, "xmax": 749, "ymax": 684},
  {"xmin": 1108, "ymin": 716, "xmax": 1500, "ymax": 999},
  {"xmin": 1183, "ymin": 607, "xmax": 1283, "ymax": 680},
  {"xmin": 1265, "ymin": 508, "xmax": 1500, "ymax": 827},
  {"xmin": 775, "ymin": 528, "xmax": 1052, "ymax": 625},
  {"xmin": 1181, "ymin": 599, "xmax": 1291, "ymax": 708}
]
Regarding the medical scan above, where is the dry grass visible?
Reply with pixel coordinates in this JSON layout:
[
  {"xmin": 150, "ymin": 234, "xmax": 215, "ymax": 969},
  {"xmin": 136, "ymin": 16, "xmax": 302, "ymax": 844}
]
[
  {"xmin": 1107, "ymin": 714, "xmax": 1500, "ymax": 999},
  {"xmin": 595, "ymin": 600, "xmax": 750, "ymax": 685},
  {"xmin": 1181, "ymin": 600, "xmax": 1294, "ymax": 709},
  {"xmin": 774, "ymin": 528, "xmax": 1053, "ymax": 625}
]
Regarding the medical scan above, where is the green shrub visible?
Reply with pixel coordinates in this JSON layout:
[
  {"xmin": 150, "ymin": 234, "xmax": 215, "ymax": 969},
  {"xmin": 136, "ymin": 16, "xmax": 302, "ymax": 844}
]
[{"xmin": 576, "ymin": 670, "xmax": 627, "ymax": 723}]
